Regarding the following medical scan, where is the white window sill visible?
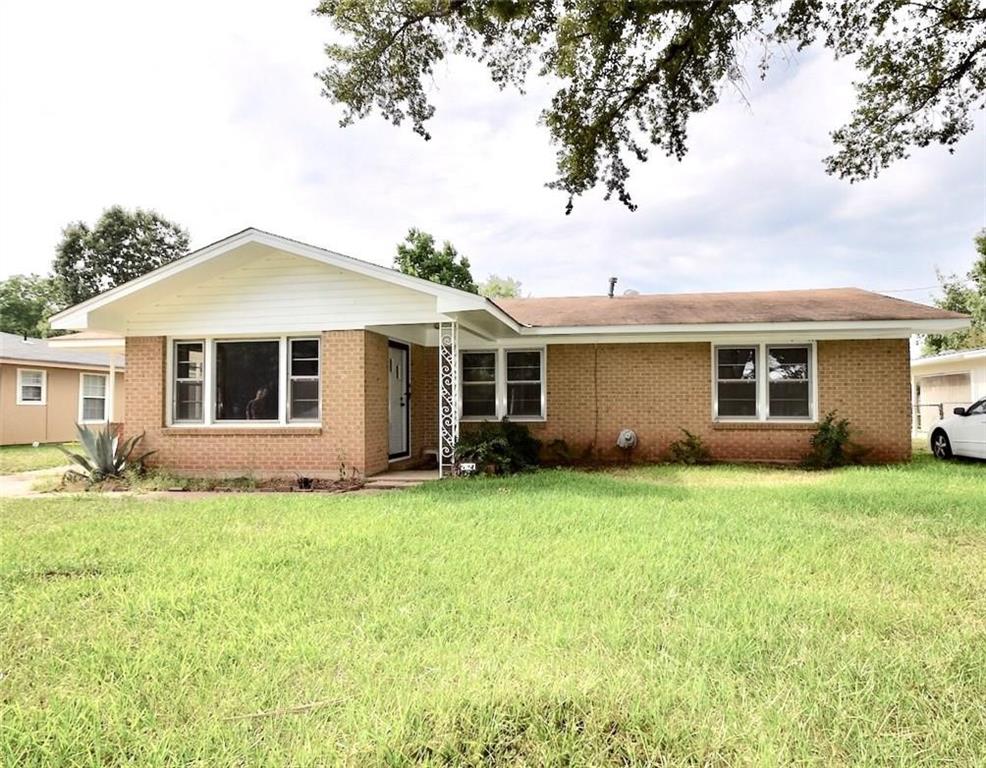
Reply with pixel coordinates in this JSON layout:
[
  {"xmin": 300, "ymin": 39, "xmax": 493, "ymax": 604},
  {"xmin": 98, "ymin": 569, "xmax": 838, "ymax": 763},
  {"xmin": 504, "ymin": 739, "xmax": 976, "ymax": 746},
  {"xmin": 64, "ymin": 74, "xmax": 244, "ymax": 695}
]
[
  {"xmin": 17, "ymin": 401, "xmax": 45, "ymax": 406},
  {"xmin": 460, "ymin": 416, "xmax": 546, "ymax": 423}
]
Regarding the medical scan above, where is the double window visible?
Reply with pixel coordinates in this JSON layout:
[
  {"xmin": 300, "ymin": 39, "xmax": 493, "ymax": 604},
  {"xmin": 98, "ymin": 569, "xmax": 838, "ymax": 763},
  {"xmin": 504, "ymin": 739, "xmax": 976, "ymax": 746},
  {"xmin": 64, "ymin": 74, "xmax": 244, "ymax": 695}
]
[
  {"xmin": 714, "ymin": 343, "xmax": 814, "ymax": 421},
  {"xmin": 461, "ymin": 348, "xmax": 545, "ymax": 420},
  {"xmin": 16, "ymin": 369, "xmax": 46, "ymax": 405},
  {"xmin": 79, "ymin": 373, "xmax": 109, "ymax": 422},
  {"xmin": 170, "ymin": 337, "xmax": 320, "ymax": 425}
]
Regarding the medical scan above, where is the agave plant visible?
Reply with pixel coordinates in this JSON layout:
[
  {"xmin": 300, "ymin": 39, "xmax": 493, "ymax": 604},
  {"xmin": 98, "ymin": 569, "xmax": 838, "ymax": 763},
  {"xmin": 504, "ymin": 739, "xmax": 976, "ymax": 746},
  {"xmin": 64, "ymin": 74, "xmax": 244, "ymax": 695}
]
[{"xmin": 58, "ymin": 424, "xmax": 155, "ymax": 482}]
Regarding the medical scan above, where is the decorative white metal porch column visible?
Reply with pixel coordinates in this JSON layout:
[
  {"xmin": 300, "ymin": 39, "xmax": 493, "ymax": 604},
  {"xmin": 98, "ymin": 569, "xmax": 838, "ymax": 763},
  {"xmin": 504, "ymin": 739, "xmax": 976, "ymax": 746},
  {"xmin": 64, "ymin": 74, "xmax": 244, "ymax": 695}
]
[{"xmin": 438, "ymin": 321, "xmax": 459, "ymax": 478}]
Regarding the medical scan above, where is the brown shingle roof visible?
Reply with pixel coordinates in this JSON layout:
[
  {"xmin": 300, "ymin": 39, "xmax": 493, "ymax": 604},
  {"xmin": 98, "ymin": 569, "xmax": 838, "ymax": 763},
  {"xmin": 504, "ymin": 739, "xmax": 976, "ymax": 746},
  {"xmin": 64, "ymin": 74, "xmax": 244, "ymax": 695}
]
[{"xmin": 492, "ymin": 288, "xmax": 966, "ymax": 328}]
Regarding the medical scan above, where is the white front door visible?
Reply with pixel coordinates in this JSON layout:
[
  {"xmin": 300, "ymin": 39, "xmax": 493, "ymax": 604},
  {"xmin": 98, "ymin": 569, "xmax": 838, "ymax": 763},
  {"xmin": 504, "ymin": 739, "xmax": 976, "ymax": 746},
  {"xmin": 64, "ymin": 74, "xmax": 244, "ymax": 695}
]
[{"xmin": 388, "ymin": 343, "xmax": 409, "ymax": 458}]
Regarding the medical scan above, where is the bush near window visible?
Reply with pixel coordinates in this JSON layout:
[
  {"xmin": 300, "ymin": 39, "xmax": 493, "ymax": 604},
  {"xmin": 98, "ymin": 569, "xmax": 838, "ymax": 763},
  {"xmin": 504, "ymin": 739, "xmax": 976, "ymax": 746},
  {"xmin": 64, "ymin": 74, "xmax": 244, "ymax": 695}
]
[
  {"xmin": 58, "ymin": 424, "xmax": 154, "ymax": 483},
  {"xmin": 455, "ymin": 419, "xmax": 542, "ymax": 475},
  {"xmin": 802, "ymin": 412, "xmax": 867, "ymax": 469},
  {"xmin": 666, "ymin": 429, "xmax": 712, "ymax": 465}
]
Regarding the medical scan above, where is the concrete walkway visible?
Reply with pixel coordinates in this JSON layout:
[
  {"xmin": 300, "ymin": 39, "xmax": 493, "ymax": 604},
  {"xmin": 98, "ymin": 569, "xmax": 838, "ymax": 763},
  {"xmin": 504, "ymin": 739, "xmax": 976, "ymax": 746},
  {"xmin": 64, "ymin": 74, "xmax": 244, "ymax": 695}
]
[
  {"xmin": 0, "ymin": 465, "xmax": 73, "ymax": 499},
  {"xmin": 1, "ymin": 466, "xmax": 438, "ymax": 500}
]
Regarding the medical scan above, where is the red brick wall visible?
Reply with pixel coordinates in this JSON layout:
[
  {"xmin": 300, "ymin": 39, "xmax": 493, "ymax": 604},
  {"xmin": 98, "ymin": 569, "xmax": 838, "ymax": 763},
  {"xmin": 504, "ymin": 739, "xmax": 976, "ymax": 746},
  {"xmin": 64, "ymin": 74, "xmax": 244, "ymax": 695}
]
[
  {"xmin": 126, "ymin": 331, "xmax": 383, "ymax": 477},
  {"xmin": 520, "ymin": 338, "xmax": 911, "ymax": 463},
  {"xmin": 124, "ymin": 335, "xmax": 911, "ymax": 475}
]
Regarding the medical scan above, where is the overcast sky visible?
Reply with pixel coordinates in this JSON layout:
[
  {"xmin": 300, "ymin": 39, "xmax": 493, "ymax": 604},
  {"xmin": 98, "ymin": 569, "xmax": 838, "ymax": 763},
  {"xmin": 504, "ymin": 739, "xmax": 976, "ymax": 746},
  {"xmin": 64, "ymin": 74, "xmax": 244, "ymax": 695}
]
[{"xmin": 1, "ymin": 0, "xmax": 983, "ymax": 304}]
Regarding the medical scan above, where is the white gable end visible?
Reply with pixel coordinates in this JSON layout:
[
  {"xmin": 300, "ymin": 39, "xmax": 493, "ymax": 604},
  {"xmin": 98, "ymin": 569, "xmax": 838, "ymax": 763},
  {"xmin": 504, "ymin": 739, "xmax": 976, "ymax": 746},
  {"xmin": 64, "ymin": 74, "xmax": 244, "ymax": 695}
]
[{"xmin": 124, "ymin": 249, "xmax": 442, "ymax": 335}]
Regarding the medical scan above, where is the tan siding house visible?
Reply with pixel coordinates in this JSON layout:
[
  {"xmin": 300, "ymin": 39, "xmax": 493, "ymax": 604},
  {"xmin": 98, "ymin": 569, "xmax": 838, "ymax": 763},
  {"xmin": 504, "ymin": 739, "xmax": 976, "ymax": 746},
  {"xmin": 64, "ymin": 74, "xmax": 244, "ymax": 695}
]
[
  {"xmin": 50, "ymin": 228, "xmax": 969, "ymax": 475},
  {"xmin": 0, "ymin": 333, "xmax": 124, "ymax": 446}
]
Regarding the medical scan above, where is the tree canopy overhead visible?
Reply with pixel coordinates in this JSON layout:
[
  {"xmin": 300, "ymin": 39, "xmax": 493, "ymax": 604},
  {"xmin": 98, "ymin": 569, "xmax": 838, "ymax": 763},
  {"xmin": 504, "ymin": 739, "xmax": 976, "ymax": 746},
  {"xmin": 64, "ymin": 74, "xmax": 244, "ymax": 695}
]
[
  {"xmin": 394, "ymin": 228, "xmax": 478, "ymax": 292},
  {"xmin": 54, "ymin": 206, "xmax": 190, "ymax": 305},
  {"xmin": 316, "ymin": 0, "xmax": 985, "ymax": 212}
]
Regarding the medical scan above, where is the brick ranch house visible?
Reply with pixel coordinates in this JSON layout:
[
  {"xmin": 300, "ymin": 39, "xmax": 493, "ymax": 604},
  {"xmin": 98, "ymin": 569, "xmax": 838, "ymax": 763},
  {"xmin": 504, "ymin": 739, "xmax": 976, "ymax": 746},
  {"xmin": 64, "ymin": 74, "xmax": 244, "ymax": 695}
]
[{"xmin": 50, "ymin": 228, "xmax": 969, "ymax": 475}]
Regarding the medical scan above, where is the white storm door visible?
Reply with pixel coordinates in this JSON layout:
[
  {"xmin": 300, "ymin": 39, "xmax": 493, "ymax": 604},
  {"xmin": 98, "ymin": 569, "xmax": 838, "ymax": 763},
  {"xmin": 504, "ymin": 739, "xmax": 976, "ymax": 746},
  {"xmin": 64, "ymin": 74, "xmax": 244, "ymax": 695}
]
[{"xmin": 388, "ymin": 343, "xmax": 410, "ymax": 458}]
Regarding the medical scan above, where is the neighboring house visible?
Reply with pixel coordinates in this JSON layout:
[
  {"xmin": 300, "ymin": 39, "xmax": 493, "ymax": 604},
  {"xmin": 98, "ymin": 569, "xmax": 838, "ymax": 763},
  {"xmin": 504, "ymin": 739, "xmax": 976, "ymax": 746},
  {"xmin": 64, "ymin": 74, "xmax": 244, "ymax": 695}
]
[
  {"xmin": 911, "ymin": 348, "xmax": 986, "ymax": 432},
  {"xmin": 0, "ymin": 332, "xmax": 125, "ymax": 446},
  {"xmin": 49, "ymin": 228, "xmax": 968, "ymax": 475}
]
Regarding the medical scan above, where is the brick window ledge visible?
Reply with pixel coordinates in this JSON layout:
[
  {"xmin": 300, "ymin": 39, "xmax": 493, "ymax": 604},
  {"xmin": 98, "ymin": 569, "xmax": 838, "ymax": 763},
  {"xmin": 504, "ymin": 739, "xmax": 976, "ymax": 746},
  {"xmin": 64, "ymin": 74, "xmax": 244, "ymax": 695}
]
[
  {"xmin": 712, "ymin": 421, "xmax": 817, "ymax": 432},
  {"xmin": 162, "ymin": 426, "xmax": 323, "ymax": 437}
]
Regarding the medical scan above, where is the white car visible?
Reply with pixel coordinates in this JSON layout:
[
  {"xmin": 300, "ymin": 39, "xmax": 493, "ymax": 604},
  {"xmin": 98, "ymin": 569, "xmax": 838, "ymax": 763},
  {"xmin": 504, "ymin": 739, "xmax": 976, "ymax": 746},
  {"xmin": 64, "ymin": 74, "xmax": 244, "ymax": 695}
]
[{"xmin": 929, "ymin": 397, "xmax": 986, "ymax": 460}]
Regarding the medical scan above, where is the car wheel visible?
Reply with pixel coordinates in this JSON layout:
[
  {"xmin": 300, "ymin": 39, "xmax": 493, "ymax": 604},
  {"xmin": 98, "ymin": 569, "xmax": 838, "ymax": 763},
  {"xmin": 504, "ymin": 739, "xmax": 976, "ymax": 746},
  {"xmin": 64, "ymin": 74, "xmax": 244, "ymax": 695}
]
[{"xmin": 931, "ymin": 429, "xmax": 953, "ymax": 460}]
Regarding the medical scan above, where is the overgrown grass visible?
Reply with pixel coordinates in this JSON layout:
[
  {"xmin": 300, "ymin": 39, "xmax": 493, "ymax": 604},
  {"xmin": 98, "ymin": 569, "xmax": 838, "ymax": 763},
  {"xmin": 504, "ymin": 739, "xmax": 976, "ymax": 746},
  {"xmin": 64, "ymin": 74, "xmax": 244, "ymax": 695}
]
[
  {"xmin": 1, "ymin": 456, "xmax": 984, "ymax": 766},
  {"xmin": 0, "ymin": 442, "xmax": 77, "ymax": 474}
]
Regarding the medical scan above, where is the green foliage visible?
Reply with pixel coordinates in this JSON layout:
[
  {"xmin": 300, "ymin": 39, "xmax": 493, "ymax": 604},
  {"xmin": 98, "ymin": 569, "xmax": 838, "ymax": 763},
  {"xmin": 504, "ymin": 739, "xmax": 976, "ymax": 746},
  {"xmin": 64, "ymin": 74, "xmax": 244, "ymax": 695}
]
[
  {"xmin": 923, "ymin": 229, "xmax": 986, "ymax": 355},
  {"xmin": 394, "ymin": 228, "xmax": 477, "ymax": 292},
  {"xmin": 479, "ymin": 273, "xmax": 522, "ymax": 299},
  {"xmin": 666, "ymin": 428, "xmax": 711, "ymax": 465},
  {"xmin": 315, "ymin": 1, "xmax": 986, "ymax": 211},
  {"xmin": 455, "ymin": 419, "xmax": 541, "ymax": 474},
  {"xmin": 58, "ymin": 424, "xmax": 155, "ymax": 483},
  {"xmin": 53, "ymin": 206, "xmax": 190, "ymax": 305},
  {"xmin": 0, "ymin": 274, "xmax": 66, "ymax": 338},
  {"xmin": 803, "ymin": 412, "xmax": 865, "ymax": 469}
]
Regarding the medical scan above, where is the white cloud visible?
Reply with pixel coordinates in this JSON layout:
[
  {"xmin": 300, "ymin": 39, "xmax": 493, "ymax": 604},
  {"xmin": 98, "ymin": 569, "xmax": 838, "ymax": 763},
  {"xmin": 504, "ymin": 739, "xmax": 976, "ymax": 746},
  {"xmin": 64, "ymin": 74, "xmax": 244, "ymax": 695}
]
[{"xmin": 1, "ymin": 0, "xmax": 982, "ymax": 308}]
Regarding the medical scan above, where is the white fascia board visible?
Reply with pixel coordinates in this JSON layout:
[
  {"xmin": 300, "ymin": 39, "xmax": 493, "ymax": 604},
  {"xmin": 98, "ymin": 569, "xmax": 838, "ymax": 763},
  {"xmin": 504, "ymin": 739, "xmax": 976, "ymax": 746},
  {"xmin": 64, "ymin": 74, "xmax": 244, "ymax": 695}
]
[
  {"xmin": 50, "ymin": 227, "xmax": 517, "ymax": 331},
  {"xmin": 513, "ymin": 318, "xmax": 970, "ymax": 337},
  {"xmin": 911, "ymin": 348, "xmax": 986, "ymax": 367}
]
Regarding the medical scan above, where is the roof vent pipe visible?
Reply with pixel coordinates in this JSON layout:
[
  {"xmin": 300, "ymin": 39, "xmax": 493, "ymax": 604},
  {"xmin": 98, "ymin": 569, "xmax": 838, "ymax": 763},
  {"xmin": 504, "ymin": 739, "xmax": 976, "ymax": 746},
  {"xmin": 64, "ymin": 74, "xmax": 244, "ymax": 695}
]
[{"xmin": 608, "ymin": 276, "xmax": 617, "ymax": 298}]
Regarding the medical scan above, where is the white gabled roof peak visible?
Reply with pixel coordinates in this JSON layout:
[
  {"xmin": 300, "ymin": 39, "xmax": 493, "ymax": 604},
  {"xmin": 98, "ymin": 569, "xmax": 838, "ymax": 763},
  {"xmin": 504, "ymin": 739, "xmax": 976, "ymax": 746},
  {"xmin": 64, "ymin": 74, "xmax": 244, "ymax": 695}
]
[{"xmin": 50, "ymin": 227, "xmax": 520, "ymax": 331}]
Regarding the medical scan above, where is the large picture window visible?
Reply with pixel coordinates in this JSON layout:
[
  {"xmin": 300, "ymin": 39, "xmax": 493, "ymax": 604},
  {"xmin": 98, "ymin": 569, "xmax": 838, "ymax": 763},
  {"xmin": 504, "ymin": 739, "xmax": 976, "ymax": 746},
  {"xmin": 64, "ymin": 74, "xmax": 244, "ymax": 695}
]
[
  {"xmin": 80, "ymin": 373, "xmax": 108, "ymax": 422},
  {"xmin": 713, "ymin": 343, "xmax": 814, "ymax": 422},
  {"xmin": 215, "ymin": 341, "xmax": 279, "ymax": 421},
  {"xmin": 170, "ymin": 336, "xmax": 321, "ymax": 426},
  {"xmin": 461, "ymin": 348, "xmax": 545, "ymax": 420}
]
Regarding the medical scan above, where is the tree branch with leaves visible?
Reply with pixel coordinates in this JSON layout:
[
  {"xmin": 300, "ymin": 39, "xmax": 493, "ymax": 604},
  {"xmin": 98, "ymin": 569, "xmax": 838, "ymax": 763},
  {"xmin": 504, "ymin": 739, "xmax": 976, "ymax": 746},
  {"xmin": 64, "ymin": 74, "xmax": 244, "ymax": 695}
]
[{"xmin": 316, "ymin": 0, "xmax": 985, "ymax": 212}]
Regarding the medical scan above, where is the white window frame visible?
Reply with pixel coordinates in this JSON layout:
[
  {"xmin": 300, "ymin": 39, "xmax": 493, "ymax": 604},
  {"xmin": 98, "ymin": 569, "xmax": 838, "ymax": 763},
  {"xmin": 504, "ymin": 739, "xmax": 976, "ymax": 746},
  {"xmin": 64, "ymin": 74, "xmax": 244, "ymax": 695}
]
[
  {"xmin": 460, "ymin": 347, "xmax": 547, "ymax": 422},
  {"xmin": 16, "ymin": 368, "xmax": 46, "ymax": 405},
  {"xmin": 287, "ymin": 337, "xmax": 321, "ymax": 423},
  {"xmin": 78, "ymin": 372, "xmax": 109, "ymax": 424},
  {"xmin": 712, "ymin": 341, "xmax": 817, "ymax": 423},
  {"xmin": 165, "ymin": 335, "xmax": 322, "ymax": 428},
  {"xmin": 173, "ymin": 340, "xmax": 206, "ymax": 424}
]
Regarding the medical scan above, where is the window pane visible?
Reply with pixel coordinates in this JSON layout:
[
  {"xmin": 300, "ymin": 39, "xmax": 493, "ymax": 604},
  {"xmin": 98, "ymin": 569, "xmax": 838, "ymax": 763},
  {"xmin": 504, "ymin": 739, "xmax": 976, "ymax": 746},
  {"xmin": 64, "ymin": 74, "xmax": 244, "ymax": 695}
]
[
  {"xmin": 462, "ymin": 383, "xmax": 496, "ymax": 417},
  {"xmin": 215, "ymin": 341, "xmax": 279, "ymax": 420},
  {"xmin": 176, "ymin": 343, "xmax": 204, "ymax": 380},
  {"xmin": 82, "ymin": 375, "xmax": 106, "ymax": 397},
  {"xmin": 506, "ymin": 351, "xmax": 541, "ymax": 382},
  {"xmin": 290, "ymin": 379, "xmax": 319, "ymax": 420},
  {"xmin": 462, "ymin": 352, "xmax": 495, "ymax": 383},
  {"xmin": 769, "ymin": 347, "xmax": 808, "ymax": 381},
  {"xmin": 717, "ymin": 348, "xmax": 756, "ymax": 380},
  {"xmin": 175, "ymin": 381, "xmax": 203, "ymax": 421},
  {"xmin": 769, "ymin": 381, "xmax": 810, "ymax": 417},
  {"xmin": 291, "ymin": 358, "xmax": 319, "ymax": 377},
  {"xmin": 21, "ymin": 371, "xmax": 43, "ymax": 387},
  {"xmin": 718, "ymin": 381, "xmax": 757, "ymax": 416},
  {"xmin": 21, "ymin": 385, "xmax": 42, "ymax": 401},
  {"xmin": 290, "ymin": 340, "xmax": 319, "ymax": 377},
  {"xmin": 83, "ymin": 397, "xmax": 105, "ymax": 421},
  {"xmin": 507, "ymin": 382, "xmax": 542, "ymax": 417}
]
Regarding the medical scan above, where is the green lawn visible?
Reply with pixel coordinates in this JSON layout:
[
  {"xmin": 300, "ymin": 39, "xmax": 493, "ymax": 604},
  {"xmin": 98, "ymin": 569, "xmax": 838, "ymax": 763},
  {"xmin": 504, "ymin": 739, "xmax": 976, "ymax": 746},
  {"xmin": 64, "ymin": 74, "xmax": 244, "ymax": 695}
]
[
  {"xmin": 2, "ymin": 457, "xmax": 984, "ymax": 766},
  {"xmin": 0, "ymin": 442, "xmax": 77, "ymax": 474}
]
